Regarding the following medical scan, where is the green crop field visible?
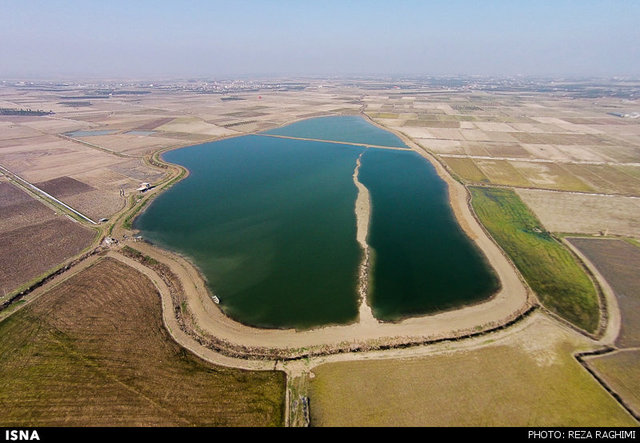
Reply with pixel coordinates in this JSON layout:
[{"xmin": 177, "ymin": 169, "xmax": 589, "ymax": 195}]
[
  {"xmin": 0, "ymin": 258, "xmax": 285, "ymax": 426},
  {"xmin": 470, "ymin": 187, "xmax": 599, "ymax": 332}
]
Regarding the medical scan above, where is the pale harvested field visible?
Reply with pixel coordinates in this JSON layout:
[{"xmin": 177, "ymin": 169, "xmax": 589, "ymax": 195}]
[
  {"xmin": 0, "ymin": 132, "xmax": 168, "ymax": 218},
  {"xmin": 155, "ymin": 117, "xmax": 238, "ymax": 137},
  {"xmin": 567, "ymin": 238, "xmax": 640, "ymax": 348},
  {"xmin": 475, "ymin": 159, "xmax": 531, "ymax": 187},
  {"xmin": 510, "ymin": 161, "xmax": 593, "ymax": 192},
  {"xmin": 75, "ymin": 133, "xmax": 184, "ymax": 155},
  {"xmin": 309, "ymin": 315, "xmax": 636, "ymax": 427},
  {"xmin": 585, "ymin": 350, "xmax": 640, "ymax": 418},
  {"xmin": 480, "ymin": 142, "xmax": 533, "ymax": 158},
  {"xmin": 517, "ymin": 189, "xmax": 640, "ymax": 238}
]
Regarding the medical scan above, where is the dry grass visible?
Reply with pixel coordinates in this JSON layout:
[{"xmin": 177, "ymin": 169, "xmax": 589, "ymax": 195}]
[
  {"xmin": 565, "ymin": 165, "xmax": 640, "ymax": 196},
  {"xmin": 516, "ymin": 189, "xmax": 640, "ymax": 238},
  {"xmin": 585, "ymin": 350, "xmax": 640, "ymax": 418},
  {"xmin": 510, "ymin": 161, "xmax": 593, "ymax": 192},
  {"xmin": 0, "ymin": 258, "xmax": 286, "ymax": 426},
  {"xmin": 442, "ymin": 157, "xmax": 489, "ymax": 183},
  {"xmin": 475, "ymin": 159, "xmax": 532, "ymax": 187},
  {"xmin": 309, "ymin": 324, "xmax": 635, "ymax": 426}
]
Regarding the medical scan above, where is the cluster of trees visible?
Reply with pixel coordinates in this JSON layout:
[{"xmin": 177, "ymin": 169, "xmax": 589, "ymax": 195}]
[{"xmin": 0, "ymin": 108, "xmax": 54, "ymax": 116}]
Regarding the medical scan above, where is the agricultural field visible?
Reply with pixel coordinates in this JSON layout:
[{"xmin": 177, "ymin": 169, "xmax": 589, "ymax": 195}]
[
  {"xmin": 584, "ymin": 350, "xmax": 640, "ymax": 418},
  {"xmin": 366, "ymin": 89, "xmax": 640, "ymax": 196},
  {"xmin": 567, "ymin": 238, "xmax": 640, "ymax": 348},
  {"xmin": 474, "ymin": 159, "xmax": 532, "ymax": 187},
  {"xmin": 309, "ymin": 315, "xmax": 635, "ymax": 427},
  {"xmin": 564, "ymin": 164, "xmax": 640, "ymax": 196},
  {"xmin": 441, "ymin": 157, "xmax": 489, "ymax": 183},
  {"xmin": 0, "ymin": 258, "xmax": 285, "ymax": 426},
  {"xmin": 469, "ymin": 187, "xmax": 599, "ymax": 333},
  {"xmin": 0, "ymin": 180, "xmax": 96, "ymax": 296},
  {"xmin": 517, "ymin": 189, "xmax": 640, "ymax": 238},
  {"xmin": 0, "ymin": 83, "xmax": 365, "ymax": 222}
]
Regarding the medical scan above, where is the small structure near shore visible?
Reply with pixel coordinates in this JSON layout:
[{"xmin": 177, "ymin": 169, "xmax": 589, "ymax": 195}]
[{"xmin": 137, "ymin": 182, "xmax": 152, "ymax": 192}]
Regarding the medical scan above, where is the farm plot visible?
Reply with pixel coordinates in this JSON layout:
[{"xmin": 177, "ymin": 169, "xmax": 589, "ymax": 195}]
[
  {"xmin": 567, "ymin": 238, "xmax": 640, "ymax": 348},
  {"xmin": 516, "ymin": 190, "xmax": 640, "ymax": 238},
  {"xmin": 309, "ymin": 316, "xmax": 635, "ymax": 427},
  {"xmin": 474, "ymin": 159, "xmax": 532, "ymax": 187},
  {"xmin": 584, "ymin": 350, "xmax": 640, "ymax": 418},
  {"xmin": 509, "ymin": 161, "xmax": 593, "ymax": 192},
  {"xmin": 0, "ymin": 181, "xmax": 96, "ymax": 295},
  {"xmin": 442, "ymin": 157, "xmax": 489, "ymax": 183},
  {"xmin": 0, "ymin": 258, "xmax": 285, "ymax": 426},
  {"xmin": 470, "ymin": 187, "xmax": 599, "ymax": 333},
  {"xmin": 564, "ymin": 165, "xmax": 640, "ymax": 196}
]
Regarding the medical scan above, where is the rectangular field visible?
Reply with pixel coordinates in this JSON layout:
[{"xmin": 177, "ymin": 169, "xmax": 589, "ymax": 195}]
[
  {"xmin": 474, "ymin": 159, "xmax": 532, "ymax": 187},
  {"xmin": 516, "ymin": 189, "xmax": 640, "ymax": 238},
  {"xmin": 442, "ymin": 157, "xmax": 490, "ymax": 183},
  {"xmin": 567, "ymin": 238, "xmax": 640, "ymax": 348},
  {"xmin": 0, "ymin": 181, "xmax": 97, "ymax": 295},
  {"xmin": 585, "ymin": 350, "xmax": 640, "ymax": 418},
  {"xmin": 309, "ymin": 318, "xmax": 635, "ymax": 426},
  {"xmin": 470, "ymin": 187, "xmax": 599, "ymax": 332},
  {"xmin": 0, "ymin": 258, "xmax": 285, "ymax": 426},
  {"xmin": 509, "ymin": 161, "xmax": 593, "ymax": 192}
]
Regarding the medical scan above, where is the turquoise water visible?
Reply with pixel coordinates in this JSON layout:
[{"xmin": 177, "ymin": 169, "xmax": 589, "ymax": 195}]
[
  {"xmin": 135, "ymin": 116, "xmax": 498, "ymax": 329},
  {"xmin": 262, "ymin": 115, "xmax": 406, "ymax": 147}
]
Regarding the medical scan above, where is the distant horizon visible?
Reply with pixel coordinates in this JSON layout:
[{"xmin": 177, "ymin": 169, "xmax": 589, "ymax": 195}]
[
  {"xmin": 3, "ymin": 73, "xmax": 640, "ymax": 83},
  {"xmin": 2, "ymin": 1, "xmax": 639, "ymax": 79}
]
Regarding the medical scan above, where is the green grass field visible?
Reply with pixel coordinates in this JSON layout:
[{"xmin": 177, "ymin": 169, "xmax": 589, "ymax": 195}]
[
  {"xmin": 470, "ymin": 187, "xmax": 599, "ymax": 332},
  {"xmin": 0, "ymin": 258, "xmax": 285, "ymax": 426}
]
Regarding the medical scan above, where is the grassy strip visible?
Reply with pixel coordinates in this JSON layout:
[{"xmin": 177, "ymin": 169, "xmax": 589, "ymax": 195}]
[
  {"xmin": 469, "ymin": 186, "xmax": 599, "ymax": 333},
  {"xmin": 122, "ymin": 197, "xmax": 148, "ymax": 230},
  {"xmin": 121, "ymin": 245, "xmax": 158, "ymax": 266}
]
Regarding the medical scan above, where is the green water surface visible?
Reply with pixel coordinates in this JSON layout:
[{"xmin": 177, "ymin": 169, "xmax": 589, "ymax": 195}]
[
  {"xmin": 135, "ymin": 116, "xmax": 498, "ymax": 329},
  {"xmin": 135, "ymin": 135, "xmax": 364, "ymax": 329}
]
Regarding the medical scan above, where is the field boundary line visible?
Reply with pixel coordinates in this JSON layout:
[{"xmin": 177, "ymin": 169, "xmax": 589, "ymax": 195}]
[
  {"xmin": 576, "ymin": 348, "xmax": 640, "ymax": 423},
  {"xmin": 0, "ymin": 163, "xmax": 97, "ymax": 225}
]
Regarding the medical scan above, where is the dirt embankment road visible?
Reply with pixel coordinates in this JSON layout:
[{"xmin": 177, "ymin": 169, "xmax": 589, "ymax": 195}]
[{"xmin": 121, "ymin": 115, "xmax": 535, "ymax": 354}]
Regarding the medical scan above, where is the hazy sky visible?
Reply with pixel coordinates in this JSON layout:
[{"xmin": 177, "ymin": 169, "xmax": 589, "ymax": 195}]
[{"xmin": 2, "ymin": 0, "xmax": 639, "ymax": 79}]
